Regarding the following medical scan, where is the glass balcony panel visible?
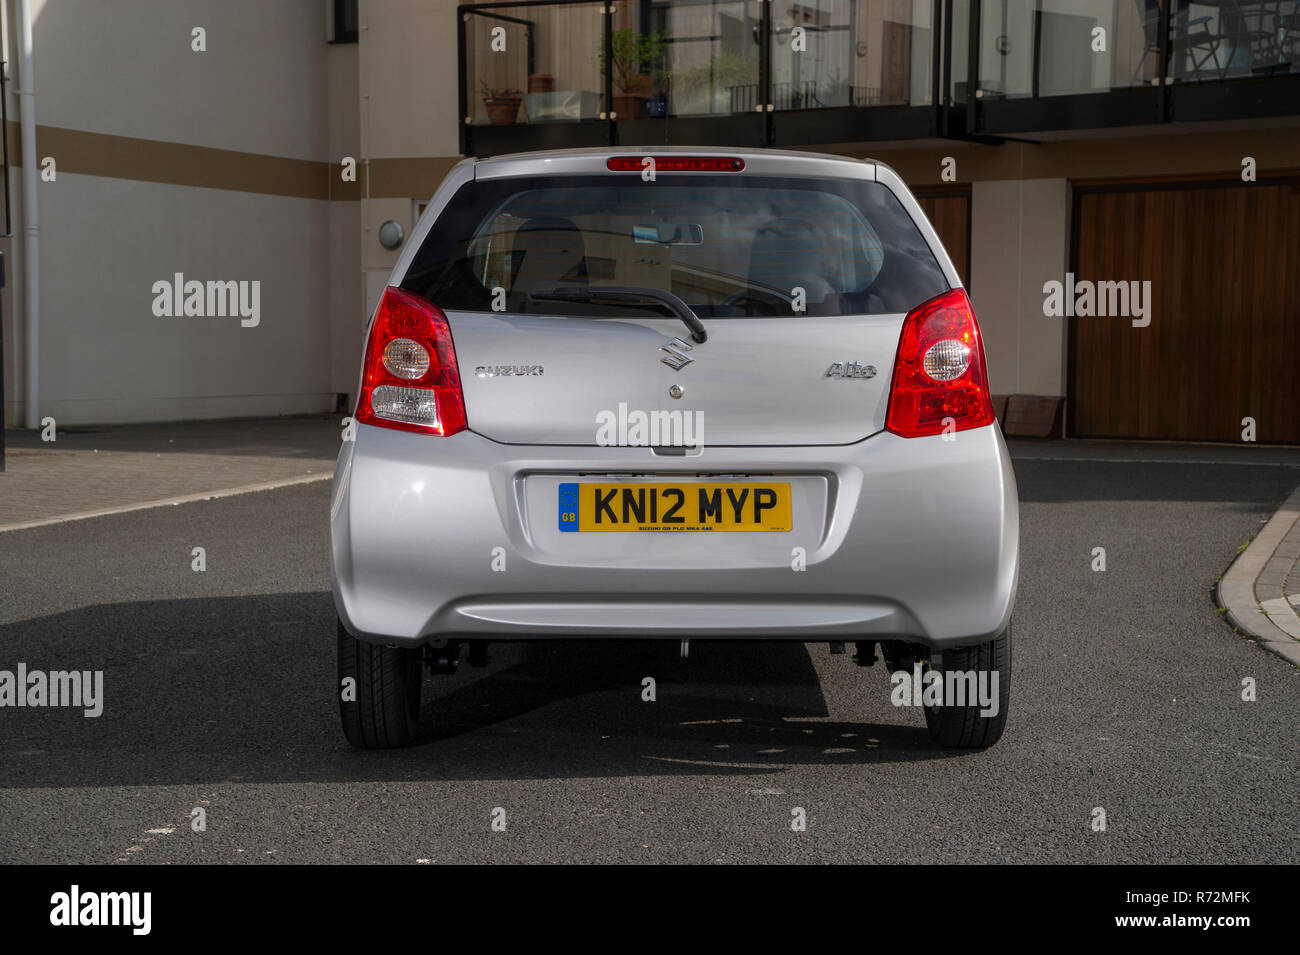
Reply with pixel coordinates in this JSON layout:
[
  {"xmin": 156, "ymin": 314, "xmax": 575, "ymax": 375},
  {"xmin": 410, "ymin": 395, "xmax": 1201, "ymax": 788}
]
[
  {"xmin": 459, "ymin": 0, "xmax": 1300, "ymax": 146},
  {"xmin": 463, "ymin": 3, "xmax": 607, "ymax": 126},
  {"xmin": 1167, "ymin": 1, "xmax": 1300, "ymax": 82},
  {"xmin": 974, "ymin": 0, "xmax": 1165, "ymax": 98},
  {"xmin": 769, "ymin": 0, "xmax": 934, "ymax": 111},
  {"xmin": 614, "ymin": 0, "xmax": 759, "ymax": 117}
]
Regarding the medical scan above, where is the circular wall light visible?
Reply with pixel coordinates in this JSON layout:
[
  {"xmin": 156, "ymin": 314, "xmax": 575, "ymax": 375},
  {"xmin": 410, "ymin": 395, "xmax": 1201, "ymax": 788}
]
[{"xmin": 378, "ymin": 219, "xmax": 405, "ymax": 250}]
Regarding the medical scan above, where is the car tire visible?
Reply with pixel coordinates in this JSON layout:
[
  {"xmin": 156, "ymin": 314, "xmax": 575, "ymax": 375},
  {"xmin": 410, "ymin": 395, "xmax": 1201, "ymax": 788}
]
[
  {"xmin": 922, "ymin": 622, "xmax": 1011, "ymax": 750},
  {"xmin": 338, "ymin": 618, "xmax": 422, "ymax": 749}
]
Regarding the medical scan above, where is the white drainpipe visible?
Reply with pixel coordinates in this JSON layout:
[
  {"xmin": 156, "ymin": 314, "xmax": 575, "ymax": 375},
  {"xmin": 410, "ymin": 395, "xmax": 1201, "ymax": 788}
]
[{"xmin": 17, "ymin": 0, "xmax": 39, "ymax": 429}]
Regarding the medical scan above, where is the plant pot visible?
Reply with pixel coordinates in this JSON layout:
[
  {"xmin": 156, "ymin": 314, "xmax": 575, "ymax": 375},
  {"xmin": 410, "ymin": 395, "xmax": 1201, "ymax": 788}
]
[
  {"xmin": 483, "ymin": 97, "xmax": 522, "ymax": 125},
  {"xmin": 645, "ymin": 96, "xmax": 668, "ymax": 118},
  {"xmin": 612, "ymin": 93, "xmax": 648, "ymax": 120},
  {"xmin": 528, "ymin": 73, "xmax": 554, "ymax": 93}
]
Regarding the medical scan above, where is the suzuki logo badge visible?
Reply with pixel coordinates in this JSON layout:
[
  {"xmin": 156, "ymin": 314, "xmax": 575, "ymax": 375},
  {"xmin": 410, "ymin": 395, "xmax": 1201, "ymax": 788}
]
[{"xmin": 660, "ymin": 337, "xmax": 695, "ymax": 370}]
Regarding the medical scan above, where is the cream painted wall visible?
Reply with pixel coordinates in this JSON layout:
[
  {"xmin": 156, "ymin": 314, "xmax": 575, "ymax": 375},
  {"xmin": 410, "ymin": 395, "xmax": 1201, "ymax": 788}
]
[
  {"xmin": 360, "ymin": 195, "xmax": 409, "ymax": 325},
  {"xmin": 330, "ymin": 198, "xmax": 363, "ymax": 398},
  {"xmin": 32, "ymin": 0, "xmax": 327, "ymax": 160},
  {"xmin": 362, "ymin": 196, "xmax": 411, "ymax": 273},
  {"xmin": 328, "ymin": 40, "xmax": 362, "ymax": 162},
  {"xmin": 328, "ymin": 42, "xmax": 363, "ymax": 398},
  {"xmin": 358, "ymin": 0, "xmax": 460, "ymax": 159},
  {"xmin": 0, "ymin": 0, "xmax": 363, "ymax": 426},
  {"xmin": 37, "ymin": 172, "xmax": 333, "ymax": 424},
  {"xmin": 969, "ymin": 178, "xmax": 1070, "ymax": 398}
]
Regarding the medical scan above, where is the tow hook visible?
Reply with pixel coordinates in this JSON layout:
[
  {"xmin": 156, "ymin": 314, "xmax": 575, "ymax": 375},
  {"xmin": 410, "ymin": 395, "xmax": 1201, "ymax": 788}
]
[{"xmin": 425, "ymin": 640, "xmax": 461, "ymax": 675}]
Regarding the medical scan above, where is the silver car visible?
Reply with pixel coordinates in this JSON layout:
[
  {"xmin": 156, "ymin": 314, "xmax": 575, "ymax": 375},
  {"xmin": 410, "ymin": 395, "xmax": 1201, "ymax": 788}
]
[{"xmin": 331, "ymin": 147, "xmax": 1018, "ymax": 750}]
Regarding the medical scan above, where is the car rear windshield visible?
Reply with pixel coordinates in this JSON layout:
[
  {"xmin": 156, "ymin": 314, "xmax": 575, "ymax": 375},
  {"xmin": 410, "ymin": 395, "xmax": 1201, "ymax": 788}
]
[{"xmin": 400, "ymin": 173, "xmax": 949, "ymax": 317}]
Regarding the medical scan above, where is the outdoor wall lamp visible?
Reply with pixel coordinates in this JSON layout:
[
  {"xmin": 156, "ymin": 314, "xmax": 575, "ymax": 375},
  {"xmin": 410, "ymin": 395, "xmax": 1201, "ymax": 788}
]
[{"xmin": 378, "ymin": 220, "xmax": 404, "ymax": 250}]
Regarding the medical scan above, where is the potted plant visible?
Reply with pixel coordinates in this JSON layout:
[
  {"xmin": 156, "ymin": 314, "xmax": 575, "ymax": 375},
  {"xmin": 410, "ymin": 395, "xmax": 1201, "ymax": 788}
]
[
  {"xmin": 598, "ymin": 29, "xmax": 667, "ymax": 119},
  {"xmin": 480, "ymin": 83, "xmax": 523, "ymax": 125}
]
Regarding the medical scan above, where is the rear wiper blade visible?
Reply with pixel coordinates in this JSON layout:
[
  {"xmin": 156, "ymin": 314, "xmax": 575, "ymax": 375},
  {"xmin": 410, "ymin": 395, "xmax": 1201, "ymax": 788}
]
[{"xmin": 528, "ymin": 286, "xmax": 708, "ymax": 344}]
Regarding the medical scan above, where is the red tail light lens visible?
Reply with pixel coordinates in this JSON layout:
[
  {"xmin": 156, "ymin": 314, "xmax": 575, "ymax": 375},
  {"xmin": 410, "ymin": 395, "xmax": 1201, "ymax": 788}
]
[
  {"xmin": 885, "ymin": 288, "xmax": 995, "ymax": 438},
  {"xmin": 356, "ymin": 287, "xmax": 467, "ymax": 436},
  {"xmin": 606, "ymin": 156, "xmax": 744, "ymax": 172}
]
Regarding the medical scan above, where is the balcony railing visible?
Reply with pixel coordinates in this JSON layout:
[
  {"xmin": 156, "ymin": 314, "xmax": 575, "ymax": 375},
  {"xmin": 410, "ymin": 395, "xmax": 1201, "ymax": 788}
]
[
  {"xmin": 458, "ymin": 0, "xmax": 1300, "ymax": 154},
  {"xmin": 727, "ymin": 81, "xmax": 882, "ymax": 112},
  {"xmin": 957, "ymin": 0, "xmax": 1299, "ymax": 99}
]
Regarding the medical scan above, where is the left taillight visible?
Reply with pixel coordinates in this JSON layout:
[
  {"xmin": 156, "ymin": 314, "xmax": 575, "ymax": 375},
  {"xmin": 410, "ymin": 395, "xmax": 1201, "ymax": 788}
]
[
  {"xmin": 885, "ymin": 287, "xmax": 995, "ymax": 438},
  {"xmin": 355, "ymin": 287, "xmax": 467, "ymax": 436}
]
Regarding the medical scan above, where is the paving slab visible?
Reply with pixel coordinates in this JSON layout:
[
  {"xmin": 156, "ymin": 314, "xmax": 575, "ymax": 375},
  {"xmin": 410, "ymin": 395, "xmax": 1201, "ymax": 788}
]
[{"xmin": 0, "ymin": 416, "xmax": 341, "ymax": 531}]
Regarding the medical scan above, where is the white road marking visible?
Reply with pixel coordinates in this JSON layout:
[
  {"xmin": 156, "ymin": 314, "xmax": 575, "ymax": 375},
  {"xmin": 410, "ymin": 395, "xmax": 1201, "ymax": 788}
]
[{"xmin": 0, "ymin": 473, "xmax": 332, "ymax": 533}]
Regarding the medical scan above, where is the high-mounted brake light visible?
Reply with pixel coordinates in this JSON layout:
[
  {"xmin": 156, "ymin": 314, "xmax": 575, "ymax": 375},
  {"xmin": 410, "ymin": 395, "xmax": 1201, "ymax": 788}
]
[
  {"xmin": 606, "ymin": 156, "xmax": 744, "ymax": 172},
  {"xmin": 885, "ymin": 288, "xmax": 995, "ymax": 438},
  {"xmin": 355, "ymin": 287, "xmax": 467, "ymax": 436}
]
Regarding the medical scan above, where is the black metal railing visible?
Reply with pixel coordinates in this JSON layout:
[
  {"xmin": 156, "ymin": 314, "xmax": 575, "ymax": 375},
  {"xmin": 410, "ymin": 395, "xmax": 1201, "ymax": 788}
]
[
  {"xmin": 457, "ymin": 0, "xmax": 1300, "ymax": 154},
  {"xmin": 728, "ymin": 81, "xmax": 882, "ymax": 113}
]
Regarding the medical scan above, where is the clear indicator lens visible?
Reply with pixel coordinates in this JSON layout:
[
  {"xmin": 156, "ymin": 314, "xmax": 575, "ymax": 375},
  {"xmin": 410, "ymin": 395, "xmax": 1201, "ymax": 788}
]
[
  {"xmin": 371, "ymin": 385, "xmax": 439, "ymax": 427},
  {"xmin": 922, "ymin": 339, "xmax": 971, "ymax": 382},
  {"xmin": 382, "ymin": 338, "xmax": 431, "ymax": 380}
]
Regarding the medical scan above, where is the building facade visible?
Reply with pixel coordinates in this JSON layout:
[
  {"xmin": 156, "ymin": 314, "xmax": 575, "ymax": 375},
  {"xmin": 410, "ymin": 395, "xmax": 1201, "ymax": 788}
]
[{"xmin": 2, "ymin": 0, "xmax": 1298, "ymax": 442}]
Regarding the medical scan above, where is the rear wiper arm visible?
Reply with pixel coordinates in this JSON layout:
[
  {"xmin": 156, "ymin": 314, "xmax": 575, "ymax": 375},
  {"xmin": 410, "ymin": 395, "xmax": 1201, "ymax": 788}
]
[{"xmin": 528, "ymin": 286, "xmax": 708, "ymax": 344}]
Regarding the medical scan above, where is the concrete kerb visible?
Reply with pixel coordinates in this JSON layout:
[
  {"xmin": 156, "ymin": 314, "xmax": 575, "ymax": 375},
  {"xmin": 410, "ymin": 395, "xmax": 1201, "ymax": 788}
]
[{"xmin": 1217, "ymin": 482, "xmax": 1300, "ymax": 666}]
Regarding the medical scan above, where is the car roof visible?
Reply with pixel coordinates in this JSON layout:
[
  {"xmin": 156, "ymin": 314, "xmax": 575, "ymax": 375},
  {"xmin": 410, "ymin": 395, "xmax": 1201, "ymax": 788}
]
[
  {"xmin": 475, "ymin": 145, "xmax": 872, "ymax": 164},
  {"xmin": 471, "ymin": 145, "xmax": 890, "ymax": 182}
]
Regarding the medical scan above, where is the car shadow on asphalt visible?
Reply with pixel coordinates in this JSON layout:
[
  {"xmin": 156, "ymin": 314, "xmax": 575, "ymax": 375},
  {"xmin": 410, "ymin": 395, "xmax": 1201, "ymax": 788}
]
[
  {"xmin": 1013, "ymin": 457, "xmax": 1300, "ymax": 504},
  {"xmin": 0, "ymin": 592, "xmax": 964, "ymax": 789}
]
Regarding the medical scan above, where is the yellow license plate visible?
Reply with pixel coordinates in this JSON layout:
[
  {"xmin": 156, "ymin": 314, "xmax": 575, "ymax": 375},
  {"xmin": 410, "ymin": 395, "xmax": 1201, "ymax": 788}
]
[{"xmin": 558, "ymin": 481, "xmax": 791, "ymax": 532}]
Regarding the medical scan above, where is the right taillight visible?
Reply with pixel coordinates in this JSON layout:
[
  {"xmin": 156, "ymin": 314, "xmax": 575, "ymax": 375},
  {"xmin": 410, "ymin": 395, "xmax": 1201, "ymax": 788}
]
[
  {"xmin": 355, "ymin": 287, "xmax": 467, "ymax": 436},
  {"xmin": 885, "ymin": 288, "xmax": 995, "ymax": 438}
]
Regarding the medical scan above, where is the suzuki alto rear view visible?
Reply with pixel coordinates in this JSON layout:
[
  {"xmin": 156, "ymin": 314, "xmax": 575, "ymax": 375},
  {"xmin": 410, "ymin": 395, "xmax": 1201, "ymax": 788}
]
[{"xmin": 331, "ymin": 147, "xmax": 1018, "ymax": 750}]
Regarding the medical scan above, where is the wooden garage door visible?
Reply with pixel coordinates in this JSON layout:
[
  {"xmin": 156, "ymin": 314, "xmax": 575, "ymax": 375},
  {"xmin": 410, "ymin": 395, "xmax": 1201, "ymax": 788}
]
[
  {"xmin": 914, "ymin": 186, "xmax": 970, "ymax": 288},
  {"xmin": 1070, "ymin": 178, "xmax": 1300, "ymax": 444}
]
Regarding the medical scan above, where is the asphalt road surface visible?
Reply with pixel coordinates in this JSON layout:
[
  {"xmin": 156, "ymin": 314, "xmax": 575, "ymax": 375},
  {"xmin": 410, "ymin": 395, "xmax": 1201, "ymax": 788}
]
[{"xmin": 2, "ymin": 447, "xmax": 1298, "ymax": 864}]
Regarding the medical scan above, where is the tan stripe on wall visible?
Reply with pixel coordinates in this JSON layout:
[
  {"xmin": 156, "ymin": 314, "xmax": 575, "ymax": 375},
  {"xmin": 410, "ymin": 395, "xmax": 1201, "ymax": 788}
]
[
  {"xmin": 18, "ymin": 120, "xmax": 1299, "ymax": 199},
  {"xmin": 366, "ymin": 157, "xmax": 464, "ymax": 199},
  {"xmin": 2, "ymin": 121, "xmax": 462, "ymax": 201}
]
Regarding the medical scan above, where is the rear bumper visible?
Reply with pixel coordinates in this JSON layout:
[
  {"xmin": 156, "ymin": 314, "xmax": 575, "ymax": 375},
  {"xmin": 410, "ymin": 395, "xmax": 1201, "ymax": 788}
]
[{"xmin": 330, "ymin": 424, "xmax": 1018, "ymax": 649}]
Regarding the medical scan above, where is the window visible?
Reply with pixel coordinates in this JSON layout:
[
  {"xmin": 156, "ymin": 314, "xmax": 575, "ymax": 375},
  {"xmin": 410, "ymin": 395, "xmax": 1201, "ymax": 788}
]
[
  {"xmin": 402, "ymin": 174, "xmax": 947, "ymax": 317},
  {"xmin": 332, "ymin": 0, "xmax": 358, "ymax": 44}
]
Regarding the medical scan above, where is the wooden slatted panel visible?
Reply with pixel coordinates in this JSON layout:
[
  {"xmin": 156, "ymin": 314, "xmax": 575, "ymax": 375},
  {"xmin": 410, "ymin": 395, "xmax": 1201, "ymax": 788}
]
[
  {"xmin": 914, "ymin": 189, "xmax": 970, "ymax": 287},
  {"xmin": 1071, "ymin": 179, "xmax": 1300, "ymax": 444}
]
